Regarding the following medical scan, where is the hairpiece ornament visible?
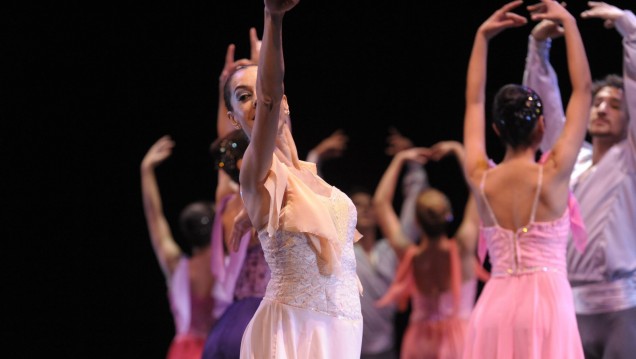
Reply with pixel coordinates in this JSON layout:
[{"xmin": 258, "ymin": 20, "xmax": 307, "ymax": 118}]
[
  {"xmin": 493, "ymin": 85, "xmax": 543, "ymax": 147},
  {"xmin": 214, "ymin": 139, "xmax": 239, "ymax": 171},
  {"xmin": 210, "ymin": 130, "xmax": 249, "ymax": 184}
]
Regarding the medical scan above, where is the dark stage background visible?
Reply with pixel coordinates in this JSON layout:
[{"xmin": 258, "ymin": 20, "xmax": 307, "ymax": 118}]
[{"xmin": 7, "ymin": 1, "xmax": 629, "ymax": 357}]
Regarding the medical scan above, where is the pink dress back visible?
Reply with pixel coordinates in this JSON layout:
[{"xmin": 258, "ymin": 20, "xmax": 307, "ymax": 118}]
[
  {"xmin": 166, "ymin": 257, "xmax": 214, "ymax": 359},
  {"xmin": 378, "ymin": 242, "xmax": 476, "ymax": 359},
  {"xmin": 463, "ymin": 166, "xmax": 585, "ymax": 359}
]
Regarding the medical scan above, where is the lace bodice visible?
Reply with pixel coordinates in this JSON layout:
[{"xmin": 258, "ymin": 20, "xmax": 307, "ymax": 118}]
[{"xmin": 257, "ymin": 187, "xmax": 362, "ymax": 320}]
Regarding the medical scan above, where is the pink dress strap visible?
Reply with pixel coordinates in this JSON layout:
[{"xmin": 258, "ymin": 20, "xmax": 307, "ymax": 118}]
[
  {"xmin": 477, "ymin": 160, "xmax": 497, "ymax": 264},
  {"xmin": 376, "ymin": 245, "xmax": 417, "ymax": 311},
  {"xmin": 477, "ymin": 155, "xmax": 587, "ymax": 264},
  {"xmin": 448, "ymin": 240, "xmax": 462, "ymax": 316}
]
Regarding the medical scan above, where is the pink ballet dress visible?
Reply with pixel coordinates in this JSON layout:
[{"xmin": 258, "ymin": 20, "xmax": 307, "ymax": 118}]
[
  {"xmin": 378, "ymin": 241, "xmax": 476, "ymax": 359},
  {"xmin": 165, "ymin": 257, "xmax": 215, "ymax": 359},
  {"xmin": 463, "ymin": 166, "xmax": 585, "ymax": 359}
]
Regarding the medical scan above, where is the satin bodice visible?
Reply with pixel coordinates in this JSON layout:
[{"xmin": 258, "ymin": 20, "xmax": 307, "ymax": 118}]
[{"xmin": 481, "ymin": 210, "xmax": 570, "ymax": 277}]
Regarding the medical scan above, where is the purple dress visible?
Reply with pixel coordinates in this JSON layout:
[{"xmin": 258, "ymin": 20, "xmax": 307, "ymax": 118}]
[{"xmin": 202, "ymin": 194, "xmax": 270, "ymax": 359}]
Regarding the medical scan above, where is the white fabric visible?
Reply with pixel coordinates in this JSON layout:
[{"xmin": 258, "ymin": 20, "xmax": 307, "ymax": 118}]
[
  {"xmin": 241, "ymin": 227, "xmax": 362, "ymax": 357},
  {"xmin": 240, "ymin": 298, "xmax": 363, "ymax": 359},
  {"xmin": 240, "ymin": 157, "xmax": 363, "ymax": 358}
]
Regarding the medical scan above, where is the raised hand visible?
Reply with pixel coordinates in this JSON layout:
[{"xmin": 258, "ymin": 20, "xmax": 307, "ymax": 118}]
[
  {"xmin": 396, "ymin": 147, "xmax": 431, "ymax": 166},
  {"xmin": 217, "ymin": 27, "xmax": 262, "ymax": 138},
  {"xmin": 429, "ymin": 141, "xmax": 464, "ymax": 162},
  {"xmin": 141, "ymin": 135, "xmax": 175, "ymax": 170},
  {"xmin": 531, "ymin": 18, "xmax": 565, "ymax": 41},
  {"xmin": 307, "ymin": 129, "xmax": 349, "ymax": 164},
  {"xmin": 264, "ymin": 0, "xmax": 299, "ymax": 14},
  {"xmin": 479, "ymin": 0, "xmax": 527, "ymax": 40},
  {"xmin": 385, "ymin": 127, "xmax": 414, "ymax": 156},
  {"xmin": 581, "ymin": 1, "xmax": 625, "ymax": 29},
  {"xmin": 219, "ymin": 28, "xmax": 261, "ymax": 86},
  {"xmin": 528, "ymin": 0, "xmax": 574, "ymax": 24}
]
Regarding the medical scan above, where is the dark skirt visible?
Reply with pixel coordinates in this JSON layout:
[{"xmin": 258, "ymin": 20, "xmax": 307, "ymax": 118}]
[{"xmin": 202, "ymin": 296, "xmax": 263, "ymax": 359}]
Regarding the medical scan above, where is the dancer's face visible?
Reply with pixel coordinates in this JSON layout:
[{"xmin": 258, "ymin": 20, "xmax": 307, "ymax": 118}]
[
  {"xmin": 351, "ymin": 192, "xmax": 376, "ymax": 231},
  {"xmin": 227, "ymin": 66, "xmax": 258, "ymax": 138},
  {"xmin": 588, "ymin": 86, "xmax": 628, "ymax": 142}
]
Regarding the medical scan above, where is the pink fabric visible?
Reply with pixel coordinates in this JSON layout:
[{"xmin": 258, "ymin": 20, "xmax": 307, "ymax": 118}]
[
  {"xmin": 477, "ymin": 154, "xmax": 587, "ymax": 264},
  {"xmin": 209, "ymin": 194, "xmax": 251, "ymax": 319},
  {"xmin": 377, "ymin": 243, "xmax": 472, "ymax": 358},
  {"xmin": 168, "ymin": 258, "xmax": 191, "ymax": 335},
  {"xmin": 465, "ymin": 164, "xmax": 584, "ymax": 358},
  {"xmin": 376, "ymin": 246, "xmax": 417, "ymax": 312},
  {"xmin": 464, "ymin": 214, "xmax": 585, "ymax": 358},
  {"xmin": 166, "ymin": 333, "xmax": 206, "ymax": 359},
  {"xmin": 166, "ymin": 258, "xmax": 214, "ymax": 357},
  {"xmin": 477, "ymin": 194, "xmax": 587, "ymax": 264},
  {"xmin": 539, "ymin": 151, "xmax": 587, "ymax": 254},
  {"xmin": 262, "ymin": 154, "xmax": 362, "ymax": 275},
  {"xmin": 168, "ymin": 258, "xmax": 214, "ymax": 338}
]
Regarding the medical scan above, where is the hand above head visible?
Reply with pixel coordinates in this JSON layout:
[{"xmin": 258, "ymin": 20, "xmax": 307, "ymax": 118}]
[
  {"xmin": 264, "ymin": 0, "xmax": 299, "ymax": 14},
  {"xmin": 528, "ymin": 0, "xmax": 574, "ymax": 25},
  {"xmin": 429, "ymin": 140, "xmax": 463, "ymax": 162},
  {"xmin": 581, "ymin": 1, "xmax": 625, "ymax": 29},
  {"xmin": 479, "ymin": 0, "xmax": 528, "ymax": 40},
  {"xmin": 141, "ymin": 135, "xmax": 175, "ymax": 171},
  {"xmin": 396, "ymin": 147, "xmax": 431, "ymax": 166},
  {"xmin": 307, "ymin": 129, "xmax": 348, "ymax": 164},
  {"xmin": 217, "ymin": 27, "xmax": 261, "ymax": 138},
  {"xmin": 219, "ymin": 28, "xmax": 262, "ymax": 86},
  {"xmin": 531, "ymin": 18, "xmax": 565, "ymax": 41},
  {"xmin": 385, "ymin": 127, "xmax": 414, "ymax": 156}
]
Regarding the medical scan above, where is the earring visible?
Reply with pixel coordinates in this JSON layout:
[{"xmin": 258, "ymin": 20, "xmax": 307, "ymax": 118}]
[
  {"xmin": 228, "ymin": 112, "xmax": 241, "ymax": 129},
  {"xmin": 284, "ymin": 108, "xmax": 290, "ymax": 115}
]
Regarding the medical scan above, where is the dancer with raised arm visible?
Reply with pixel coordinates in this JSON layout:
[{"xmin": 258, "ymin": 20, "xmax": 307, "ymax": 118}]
[
  {"xmin": 140, "ymin": 135, "xmax": 216, "ymax": 359},
  {"xmin": 462, "ymin": 1, "xmax": 591, "ymax": 357},
  {"xmin": 222, "ymin": 0, "xmax": 363, "ymax": 357},
  {"xmin": 522, "ymin": 2, "xmax": 636, "ymax": 357}
]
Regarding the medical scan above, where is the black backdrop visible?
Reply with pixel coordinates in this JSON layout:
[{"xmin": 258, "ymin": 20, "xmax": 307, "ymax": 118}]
[{"xmin": 7, "ymin": 1, "xmax": 629, "ymax": 357}]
